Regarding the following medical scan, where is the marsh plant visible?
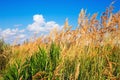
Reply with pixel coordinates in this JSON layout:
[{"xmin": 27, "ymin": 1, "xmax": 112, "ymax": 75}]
[{"xmin": 1, "ymin": 5, "xmax": 120, "ymax": 80}]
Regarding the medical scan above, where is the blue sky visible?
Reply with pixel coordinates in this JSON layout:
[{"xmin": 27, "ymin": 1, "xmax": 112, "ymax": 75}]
[{"xmin": 0, "ymin": 0, "xmax": 120, "ymax": 43}]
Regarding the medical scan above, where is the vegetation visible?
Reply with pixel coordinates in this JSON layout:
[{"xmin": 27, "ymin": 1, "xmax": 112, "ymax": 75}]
[
  {"xmin": 0, "ymin": 39, "xmax": 11, "ymax": 71},
  {"xmin": 0, "ymin": 5, "xmax": 120, "ymax": 80}
]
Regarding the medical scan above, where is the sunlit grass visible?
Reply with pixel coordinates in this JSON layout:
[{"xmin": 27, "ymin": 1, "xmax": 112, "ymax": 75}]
[{"xmin": 0, "ymin": 5, "xmax": 120, "ymax": 80}]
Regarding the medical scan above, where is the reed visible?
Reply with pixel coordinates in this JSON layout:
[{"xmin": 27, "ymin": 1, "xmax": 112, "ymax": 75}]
[{"xmin": 1, "ymin": 4, "xmax": 120, "ymax": 80}]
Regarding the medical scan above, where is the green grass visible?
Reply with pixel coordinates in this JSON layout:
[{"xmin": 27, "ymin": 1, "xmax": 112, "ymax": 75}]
[
  {"xmin": 2, "ymin": 43, "xmax": 120, "ymax": 80},
  {"xmin": 3, "ymin": 43, "xmax": 61, "ymax": 80}
]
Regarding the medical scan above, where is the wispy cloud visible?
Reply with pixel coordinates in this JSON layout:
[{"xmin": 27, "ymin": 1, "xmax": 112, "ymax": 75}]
[{"xmin": 14, "ymin": 24, "xmax": 23, "ymax": 27}]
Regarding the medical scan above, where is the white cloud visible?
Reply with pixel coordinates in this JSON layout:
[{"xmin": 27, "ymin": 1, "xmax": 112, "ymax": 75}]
[
  {"xmin": 33, "ymin": 14, "xmax": 45, "ymax": 24},
  {"xmin": 27, "ymin": 14, "xmax": 62, "ymax": 33},
  {"xmin": 17, "ymin": 34, "xmax": 26, "ymax": 39},
  {"xmin": 19, "ymin": 29, "xmax": 25, "ymax": 33},
  {"xmin": 1, "ymin": 28, "xmax": 18, "ymax": 37},
  {"xmin": 0, "ymin": 28, "xmax": 26, "ymax": 44},
  {"xmin": 0, "ymin": 14, "xmax": 62, "ymax": 44},
  {"xmin": 45, "ymin": 21, "xmax": 60, "ymax": 30}
]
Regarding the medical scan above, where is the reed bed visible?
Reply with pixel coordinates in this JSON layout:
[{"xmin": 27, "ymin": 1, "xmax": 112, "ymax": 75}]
[{"xmin": 0, "ymin": 5, "xmax": 120, "ymax": 80}]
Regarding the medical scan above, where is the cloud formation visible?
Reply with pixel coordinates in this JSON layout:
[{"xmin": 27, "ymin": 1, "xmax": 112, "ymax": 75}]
[
  {"xmin": 27, "ymin": 14, "xmax": 61, "ymax": 33},
  {"xmin": 0, "ymin": 14, "xmax": 62, "ymax": 44},
  {"xmin": 0, "ymin": 28, "xmax": 26, "ymax": 43}
]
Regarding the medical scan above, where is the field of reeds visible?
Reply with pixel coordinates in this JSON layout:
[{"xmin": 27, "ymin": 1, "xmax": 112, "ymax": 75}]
[{"xmin": 0, "ymin": 5, "xmax": 120, "ymax": 80}]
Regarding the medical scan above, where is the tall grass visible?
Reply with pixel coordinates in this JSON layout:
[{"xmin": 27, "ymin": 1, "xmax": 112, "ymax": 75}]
[
  {"xmin": 3, "ymin": 43, "xmax": 120, "ymax": 80},
  {"xmin": 0, "ymin": 39, "xmax": 11, "ymax": 71},
  {"xmin": 3, "ymin": 43, "xmax": 61, "ymax": 80},
  {"xmin": 1, "ymin": 4, "xmax": 120, "ymax": 80}
]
